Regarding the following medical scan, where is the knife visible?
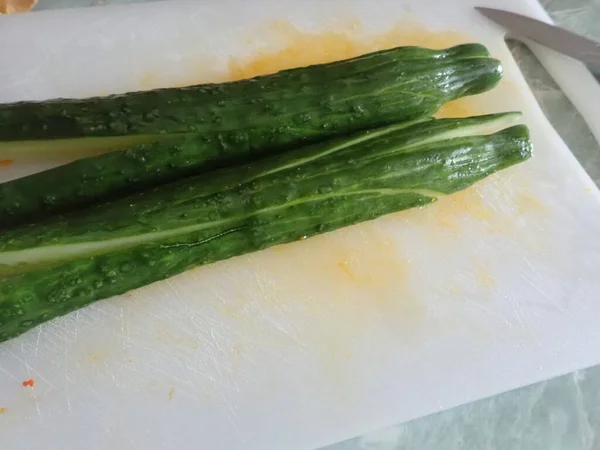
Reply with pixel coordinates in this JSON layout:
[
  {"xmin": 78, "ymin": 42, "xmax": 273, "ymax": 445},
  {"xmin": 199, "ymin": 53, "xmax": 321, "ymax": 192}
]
[{"xmin": 475, "ymin": 7, "xmax": 600, "ymax": 82}]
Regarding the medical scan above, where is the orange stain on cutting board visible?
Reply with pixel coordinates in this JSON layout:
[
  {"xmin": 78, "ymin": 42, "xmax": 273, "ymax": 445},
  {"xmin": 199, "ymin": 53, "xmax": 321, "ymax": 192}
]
[
  {"xmin": 220, "ymin": 223, "xmax": 427, "ymax": 327},
  {"xmin": 87, "ymin": 349, "xmax": 111, "ymax": 363},
  {"xmin": 389, "ymin": 181, "xmax": 499, "ymax": 236},
  {"xmin": 0, "ymin": 160, "xmax": 13, "ymax": 167},
  {"xmin": 514, "ymin": 189, "xmax": 549, "ymax": 216},
  {"xmin": 227, "ymin": 20, "xmax": 483, "ymax": 118},
  {"xmin": 202, "ymin": 224, "xmax": 432, "ymax": 393},
  {"xmin": 229, "ymin": 21, "xmax": 465, "ymax": 79},
  {"xmin": 475, "ymin": 266, "xmax": 497, "ymax": 290}
]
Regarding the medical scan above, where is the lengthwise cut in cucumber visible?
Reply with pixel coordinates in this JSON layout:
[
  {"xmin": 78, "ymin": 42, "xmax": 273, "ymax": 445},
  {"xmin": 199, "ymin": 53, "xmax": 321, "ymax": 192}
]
[
  {"xmin": 0, "ymin": 43, "xmax": 503, "ymax": 227},
  {"xmin": 0, "ymin": 112, "xmax": 532, "ymax": 342}
]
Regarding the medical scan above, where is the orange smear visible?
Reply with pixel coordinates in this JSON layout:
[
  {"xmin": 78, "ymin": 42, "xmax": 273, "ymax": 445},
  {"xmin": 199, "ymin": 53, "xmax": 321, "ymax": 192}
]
[
  {"xmin": 22, "ymin": 378, "xmax": 35, "ymax": 387},
  {"xmin": 0, "ymin": 160, "xmax": 13, "ymax": 167},
  {"xmin": 226, "ymin": 21, "xmax": 484, "ymax": 120},
  {"xmin": 227, "ymin": 20, "xmax": 470, "ymax": 81}
]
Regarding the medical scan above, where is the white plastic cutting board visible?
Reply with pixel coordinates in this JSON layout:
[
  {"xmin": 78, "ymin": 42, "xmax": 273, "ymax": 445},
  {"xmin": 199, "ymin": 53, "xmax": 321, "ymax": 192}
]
[{"xmin": 1, "ymin": 1, "xmax": 600, "ymax": 449}]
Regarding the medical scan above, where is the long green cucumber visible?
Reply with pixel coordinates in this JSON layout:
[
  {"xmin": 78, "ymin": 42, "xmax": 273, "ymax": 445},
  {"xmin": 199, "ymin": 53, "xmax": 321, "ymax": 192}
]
[
  {"xmin": 0, "ymin": 43, "xmax": 503, "ymax": 227},
  {"xmin": 1, "ymin": 44, "xmax": 500, "ymax": 152},
  {"xmin": 0, "ymin": 113, "xmax": 531, "ymax": 342}
]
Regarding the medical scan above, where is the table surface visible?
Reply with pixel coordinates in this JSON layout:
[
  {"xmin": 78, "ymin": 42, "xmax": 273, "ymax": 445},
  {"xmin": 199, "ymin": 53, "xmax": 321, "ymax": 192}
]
[{"xmin": 24, "ymin": 0, "xmax": 600, "ymax": 449}]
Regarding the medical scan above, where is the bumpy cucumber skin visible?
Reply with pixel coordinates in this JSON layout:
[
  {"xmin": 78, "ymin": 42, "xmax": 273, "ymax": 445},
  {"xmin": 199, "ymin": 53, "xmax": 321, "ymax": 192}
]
[
  {"xmin": 1, "ymin": 44, "xmax": 498, "ymax": 141},
  {"xmin": 0, "ymin": 120, "xmax": 532, "ymax": 342},
  {"xmin": 0, "ymin": 44, "xmax": 503, "ymax": 227}
]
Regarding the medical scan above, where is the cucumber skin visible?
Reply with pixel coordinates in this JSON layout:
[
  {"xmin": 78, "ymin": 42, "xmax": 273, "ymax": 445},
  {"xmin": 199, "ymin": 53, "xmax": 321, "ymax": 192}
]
[
  {"xmin": 0, "ymin": 121, "xmax": 532, "ymax": 342},
  {"xmin": 0, "ymin": 44, "xmax": 503, "ymax": 227},
  {"xmin": 0, "ymin": 44, "xmax": 498, "ymax": 141}
]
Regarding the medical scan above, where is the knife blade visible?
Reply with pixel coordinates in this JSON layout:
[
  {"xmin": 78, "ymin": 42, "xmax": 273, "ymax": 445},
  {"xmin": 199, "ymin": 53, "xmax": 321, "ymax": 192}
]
[{"xmin": 475, "ymin": 7, "xmax": 600, "ymax": 81}]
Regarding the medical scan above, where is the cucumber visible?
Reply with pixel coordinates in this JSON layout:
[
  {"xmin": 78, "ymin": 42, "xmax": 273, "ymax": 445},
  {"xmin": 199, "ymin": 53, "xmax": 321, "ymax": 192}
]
[
  {"xmin": 0, "ymin": 43, "xmax": 503, "ymax": 227},
  {"xmin": 0, "ymin": 113, "xmax": 531, "ymax": 342},
  {"xmin": 0, "ymin": 44, "xmax": 499, "ymax": 147}
]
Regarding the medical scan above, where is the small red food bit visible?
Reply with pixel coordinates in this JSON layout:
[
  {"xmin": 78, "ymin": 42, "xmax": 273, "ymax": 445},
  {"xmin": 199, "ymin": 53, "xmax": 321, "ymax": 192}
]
[
  {"xmin": 0, "ymin": 160, "xmax": 14, "ymax": 167},
  {"xmin": 22, "ymin": 378, "xmax": 35, "ymax": 387}
]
